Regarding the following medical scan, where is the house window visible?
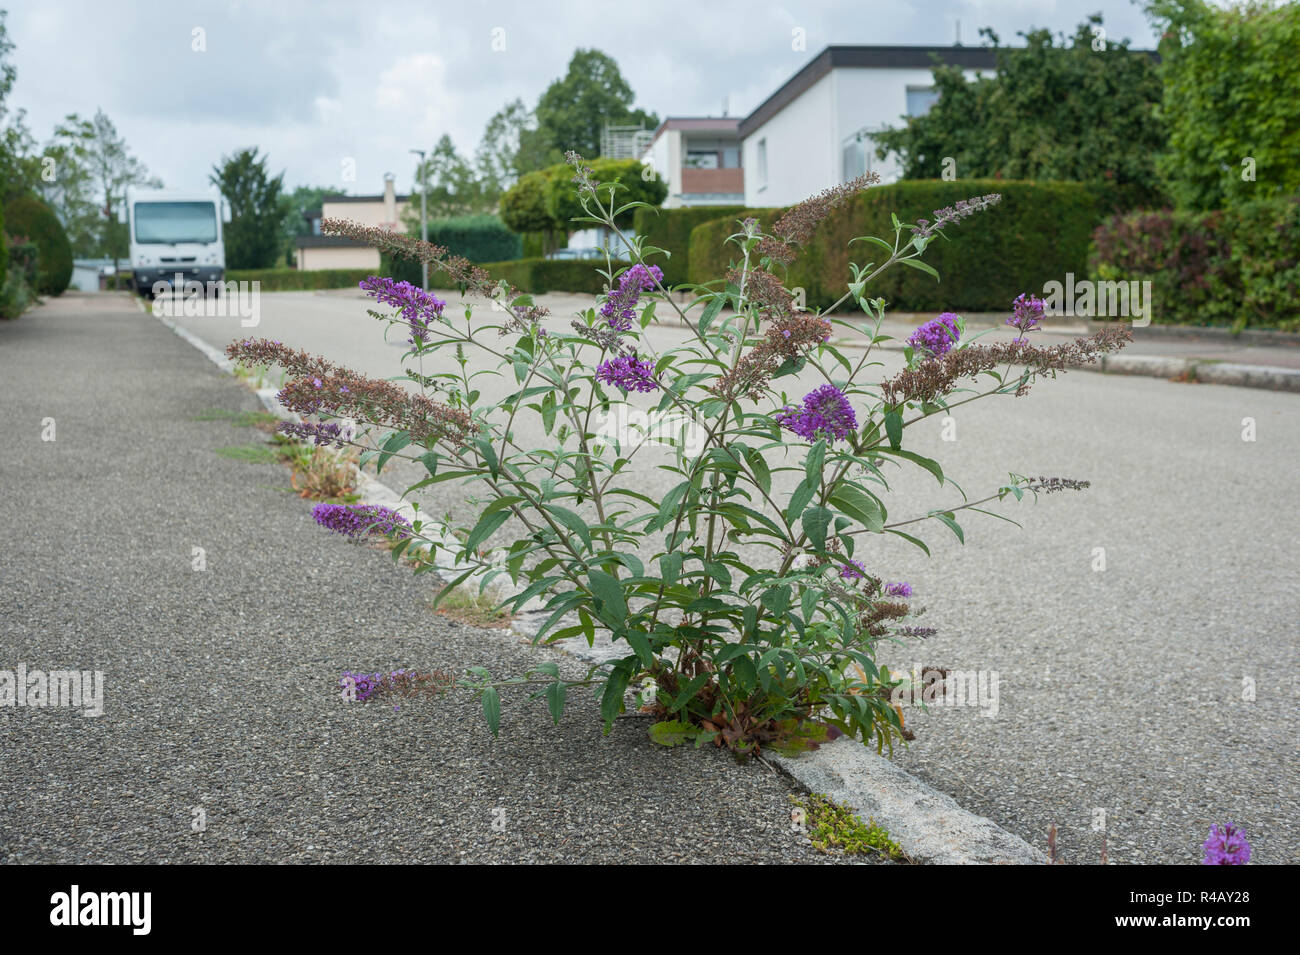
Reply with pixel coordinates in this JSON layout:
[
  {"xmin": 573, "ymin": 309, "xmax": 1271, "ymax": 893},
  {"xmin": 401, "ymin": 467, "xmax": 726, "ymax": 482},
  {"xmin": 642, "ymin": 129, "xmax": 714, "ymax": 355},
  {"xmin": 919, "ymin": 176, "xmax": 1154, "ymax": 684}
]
[
  {"xmin": 685, "ymin": 150, "xmax": 719, "ymax": 169},
  {"xmin": 841, "ymin": 129, "xmax": 876, "ymax": 182},
  {"xmin": 757, "ymin": 139, "xmax": 767, "ymax": 189},
  {"xmin": 906, "ymin": 86, "xmax": 941, "ymax": 117}
]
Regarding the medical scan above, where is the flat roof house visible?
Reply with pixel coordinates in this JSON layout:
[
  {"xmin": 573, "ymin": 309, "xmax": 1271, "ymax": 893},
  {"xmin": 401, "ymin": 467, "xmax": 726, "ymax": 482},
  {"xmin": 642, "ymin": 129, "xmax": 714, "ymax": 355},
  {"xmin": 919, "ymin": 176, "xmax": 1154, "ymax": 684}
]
[
  {"xmin": 640, "ymin": 117, "xmax": 745, "ymax": 208},
  {"xmin": 296, "ymin": 174, "xmax": 409, "ymax": 271},
  {"xmin": 738, "ymin": 45, "xmax": 998, "ymax": 208}
]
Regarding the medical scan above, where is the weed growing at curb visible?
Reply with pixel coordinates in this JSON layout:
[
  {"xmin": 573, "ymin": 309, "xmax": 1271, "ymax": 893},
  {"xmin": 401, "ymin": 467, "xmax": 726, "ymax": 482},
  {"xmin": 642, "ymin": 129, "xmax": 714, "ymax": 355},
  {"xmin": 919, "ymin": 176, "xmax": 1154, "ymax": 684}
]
[
  {"xmin": 215, "ymin": 444, "xmax": 280, "ymax": 464},
  {"xmin": 431, "ymin": 584, "xmax": 514, "ymax": 629},
  {"xmin": 793, "ymin": 792, "xmax": 908, "ymax": 861}
]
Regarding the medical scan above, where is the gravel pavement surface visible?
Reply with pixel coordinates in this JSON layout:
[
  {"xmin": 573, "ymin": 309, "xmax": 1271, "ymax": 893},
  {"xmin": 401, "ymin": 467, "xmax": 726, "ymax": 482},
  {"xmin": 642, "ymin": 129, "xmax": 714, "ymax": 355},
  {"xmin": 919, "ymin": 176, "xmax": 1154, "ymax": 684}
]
[
  {"xmin": 164, "ymin": 287, "xmax": 1300, "ymax": 865},
  {"xmin": 0, "ymin": 294, "xmax": 859, "ymax": 865}
]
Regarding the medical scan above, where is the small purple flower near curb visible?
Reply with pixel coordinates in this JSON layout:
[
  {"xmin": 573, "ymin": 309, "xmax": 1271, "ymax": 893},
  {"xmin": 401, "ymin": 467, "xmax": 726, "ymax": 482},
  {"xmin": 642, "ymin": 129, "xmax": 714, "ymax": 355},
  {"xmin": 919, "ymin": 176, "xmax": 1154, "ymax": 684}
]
[
  {"xmin": 775, "ymin": 384, "xmax": 857, "ymax": 443},
  {"xmin": 884, "ymin": 582, "xmax": 913, "ymax": 598},
  {"xmin": 839, "ymin": 559, "xmax": 867, "ymax": 580},
  {"xmin": 595, "ymin": 353, "xmax": 660, "ymax": 393},
  {"xmin": 312, "ymin": 502, "xmax": 412, "ymax": 539},
  {"xmin": 1007, "ymin": 293, "xmax": 1046, "ymax": 342},
  {"xmin": 1202, "ymin": 822, "xmax": 1251, "ymax": 865},
  {"xmin": 907, "ymin": 313, "xmax": 962, "ymax": 358}
]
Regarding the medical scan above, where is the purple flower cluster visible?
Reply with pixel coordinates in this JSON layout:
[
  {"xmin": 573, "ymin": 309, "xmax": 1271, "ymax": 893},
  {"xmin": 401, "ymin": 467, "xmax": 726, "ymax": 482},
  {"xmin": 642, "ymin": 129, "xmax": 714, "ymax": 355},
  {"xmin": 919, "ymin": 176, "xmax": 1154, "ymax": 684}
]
[
  {"xmin": 914, "ymin": 193, "xmax": 1003, "ymax": 238},
  {"xmin": 600, "ymin": 264, "xmax": 663, "ymax": 332},
  {"xmin": 359, "ymin": 275, "xmax": 446, "ymax": 344},
  {"xmin": 1202, "ymin": 822, "xmax": 1251, "ymax": 865},
  {"xmin": 907, "ymin": 313, "xmax": 961, "ymax": 358},
  {"xmin": 884, "ymin": 582, "xmax": 913, "ymax": 598},
  {"xmin": 312, "ymin": 502, "xmax": 412, "ymax": 539},
  {"xmin": 339, "ymin": 668, "xmax": 422, "ymax": 703},
  {"xmin": 775, "ymin": 384, "xmax": 858, "ymax": 444},
  {"xmin": 1006, "ymin": 293, "xmax": 1046, "ymax": 342},
  {"xmin": 278, "ymin": 419, "xmax": 350, "ymax": 448},
  {"xmin": 839, "ymin": 559, "xmax": 867, "ymax": 580},
  {"xmin": 595, "ymin": 353, "xmax": 660, "ymax": 393}
]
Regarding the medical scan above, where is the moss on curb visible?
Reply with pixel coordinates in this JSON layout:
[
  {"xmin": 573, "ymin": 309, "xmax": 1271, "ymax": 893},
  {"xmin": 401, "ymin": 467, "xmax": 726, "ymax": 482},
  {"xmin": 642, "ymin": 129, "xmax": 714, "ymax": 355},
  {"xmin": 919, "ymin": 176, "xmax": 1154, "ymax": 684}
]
[{"xmin": 792, "ymin": 793, "xmax": 909, "ymax": 861}]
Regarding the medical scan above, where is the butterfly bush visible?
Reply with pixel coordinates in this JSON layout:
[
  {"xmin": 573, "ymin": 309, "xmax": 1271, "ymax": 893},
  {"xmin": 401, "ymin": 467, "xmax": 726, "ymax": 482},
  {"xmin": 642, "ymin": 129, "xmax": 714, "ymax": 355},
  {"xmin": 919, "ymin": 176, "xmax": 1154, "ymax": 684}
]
[{"xmin": 227, "ymin": 154, "xmax": 1131, "ymax": 754}]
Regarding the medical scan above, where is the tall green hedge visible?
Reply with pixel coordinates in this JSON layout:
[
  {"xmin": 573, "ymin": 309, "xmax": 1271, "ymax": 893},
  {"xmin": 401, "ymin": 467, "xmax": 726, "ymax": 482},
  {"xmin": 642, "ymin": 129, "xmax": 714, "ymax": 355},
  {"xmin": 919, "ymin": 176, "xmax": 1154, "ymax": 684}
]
[
  {"xmin": 1091, "ymin": 197, "xmax": 1300, "ymax": 331},
  {"xmin": 0, "ymin": 202, "xmax": 8, "ymax": 295},
  {"xmin": 385, "ymin": 215, "xmax": 522, "ymax": 286},
  {"xmin": 226, "ymin": 268, "xmax": 372, "ymax": 290},
  {"xmin": 631, "ymin": 205, "xmax": 747, "ymax": 288},
  {"xmin": 686, "ymin": 180, "xmax": 1122, "ymax": 312},
  {"xmin": 433, "ymin": 257, "xmax": 628, "ymax": 296},
  {"xmin": 3, "ymin": 195, "xmax": 72, "ymax": 295}
]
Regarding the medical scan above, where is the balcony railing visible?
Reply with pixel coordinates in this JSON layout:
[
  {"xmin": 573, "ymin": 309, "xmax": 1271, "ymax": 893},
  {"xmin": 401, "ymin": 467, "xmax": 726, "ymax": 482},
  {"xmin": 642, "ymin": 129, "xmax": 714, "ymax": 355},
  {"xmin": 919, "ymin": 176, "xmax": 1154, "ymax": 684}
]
[{"xmin": 680, "ymin": 167, "xmax": 744, "ymax": 195}]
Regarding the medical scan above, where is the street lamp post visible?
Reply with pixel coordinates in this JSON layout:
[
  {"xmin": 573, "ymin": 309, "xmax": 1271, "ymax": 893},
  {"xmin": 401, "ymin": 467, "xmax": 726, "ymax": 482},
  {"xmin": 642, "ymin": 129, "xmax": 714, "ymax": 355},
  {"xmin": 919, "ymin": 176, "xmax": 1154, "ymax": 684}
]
[{"xmin": 410, "ymin": 148, "xmax": 428, "ymax": 291}]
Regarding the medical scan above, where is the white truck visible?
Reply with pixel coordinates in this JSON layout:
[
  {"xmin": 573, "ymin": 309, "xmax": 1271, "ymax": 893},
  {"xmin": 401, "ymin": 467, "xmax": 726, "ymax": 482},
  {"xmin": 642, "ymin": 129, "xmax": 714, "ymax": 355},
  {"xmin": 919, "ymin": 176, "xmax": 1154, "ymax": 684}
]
[{"xmin": 122, "ymin": 187, "xmax": 230, "ymax": 296}]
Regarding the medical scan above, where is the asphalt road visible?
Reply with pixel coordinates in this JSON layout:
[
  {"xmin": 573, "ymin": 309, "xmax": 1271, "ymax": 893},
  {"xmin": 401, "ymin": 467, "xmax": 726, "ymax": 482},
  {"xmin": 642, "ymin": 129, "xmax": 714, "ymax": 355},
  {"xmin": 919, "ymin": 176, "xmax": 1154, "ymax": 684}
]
[
  {"xmin": 0, "ymin": 294, "xmax": 857, "ymax": 865},
  {"xmin": 162, "ymin": 286, "xmax": 1300, "ymax": 865}
]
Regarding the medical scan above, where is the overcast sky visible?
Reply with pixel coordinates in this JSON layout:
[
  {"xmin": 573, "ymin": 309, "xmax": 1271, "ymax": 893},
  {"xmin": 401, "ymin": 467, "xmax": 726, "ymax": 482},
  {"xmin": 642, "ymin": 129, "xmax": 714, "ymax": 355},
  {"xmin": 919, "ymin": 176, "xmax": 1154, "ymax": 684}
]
[{"xmin": 4, "ymin": 0, "xmax": 1159, "ymax": 196}]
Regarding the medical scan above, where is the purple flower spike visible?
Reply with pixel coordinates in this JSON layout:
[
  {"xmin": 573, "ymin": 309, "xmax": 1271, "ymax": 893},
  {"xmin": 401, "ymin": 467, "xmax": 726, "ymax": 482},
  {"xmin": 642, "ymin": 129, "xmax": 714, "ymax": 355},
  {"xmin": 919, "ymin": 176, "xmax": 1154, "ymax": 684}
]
[
  {"xmin": 884, "ymin": 582, "xmax": 913, "ymax": 598},
  {"xmin": 600, "ymin": 264, "xmax": 663, "ymax": 333},
  {"xmin": 1006, "ymin": 293, "xmax": 1046, "ymax": 342},
  {"xmin": 1202, "ymin": 822, "xmax": 1251, "ymax": 865},
  {"xmin": 839, "ymin": 559, "xmax": 867, "ymax": 581},
  {"xmin": 595, "ymin": 353, "xmax": 660, "ymax": 393},
  {"xmin": 360, "ymin": 275, "xmax": 446, "ymax": 344},
  {"xmin": 313, "ymin": 502, "xmax": 412, "ymax": 539},
  {"xmin": 775, "ymin": 384, "xmax": 857, "ymax": 444},
  {"xmin": 907, "ymin": 313, "xmax": 961, "ymax": 358}
]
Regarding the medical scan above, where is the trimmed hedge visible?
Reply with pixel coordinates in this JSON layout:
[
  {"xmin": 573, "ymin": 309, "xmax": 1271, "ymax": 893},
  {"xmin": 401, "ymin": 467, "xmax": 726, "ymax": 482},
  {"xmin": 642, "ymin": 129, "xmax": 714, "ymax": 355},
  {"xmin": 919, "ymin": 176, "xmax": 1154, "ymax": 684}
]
[
  {"xmin": 434, "ymin": 257, "xmax": 630, "ymax": 296},
  {"xmin": 385, "ymin": 215, "xmax": 522, "ymax": 286},
  {"xmin": 226, "ymin": 268, "xmax": 372, "ymax": 290},
  {"xmin": 1091, "ymin": 197, "xmax": 1300, "ymax": 331},
  {"xmin": 4, "ymin": 195, "xmax": 72, "ymax": 295},
  {"xmin": 631, "ymin": 204, "xmax": 747, "ymax": 288},
  {"xmin": 685, "ymin": 180, "xmax": 1138, "ymax": 312}
]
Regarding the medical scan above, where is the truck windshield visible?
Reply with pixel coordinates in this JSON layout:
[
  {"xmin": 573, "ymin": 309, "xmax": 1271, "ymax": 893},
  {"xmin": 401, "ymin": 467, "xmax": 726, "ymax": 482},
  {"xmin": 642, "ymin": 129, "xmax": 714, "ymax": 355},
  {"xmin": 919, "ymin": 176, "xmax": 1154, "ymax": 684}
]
[{"xmin": 134, "ymin": 202, "xmax": 218, "ymax": 244}]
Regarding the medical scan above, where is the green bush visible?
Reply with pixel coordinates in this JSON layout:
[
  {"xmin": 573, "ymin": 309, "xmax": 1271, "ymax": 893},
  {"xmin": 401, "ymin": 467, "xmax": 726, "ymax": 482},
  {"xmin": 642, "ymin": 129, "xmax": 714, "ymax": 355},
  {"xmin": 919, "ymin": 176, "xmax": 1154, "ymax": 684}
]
[
  {"xmin": 631, "ymin": 205, "xmax": 747, "ymax": 288},
  {"xmin": 226, "ymin": 267, "xmax": 372, "ymax": 291},
  {"xmin": 434, "ymin": 257, "xmax": 630, "ymax": 296},
  {"xmin": 0, "ymin": 203, "xmax": 7, "ymax": 295},
  {"xmin": 1150, "ymin": 0, "xmax": 1300, "ymax": 211},
  {"xmin": 3, "ymin": 195, "xmax": 72, "ymax": 295},
  {"xmin": 1090, "ymin": 197, "xmax": 1300, "ymax": 331},
  {"xmin": 688, "ymin": 181, "xmax": 1112, "ymax": 312},
  {"xmin": 385, "ymin": 215, "xmax": 522, "ymax": 286}
]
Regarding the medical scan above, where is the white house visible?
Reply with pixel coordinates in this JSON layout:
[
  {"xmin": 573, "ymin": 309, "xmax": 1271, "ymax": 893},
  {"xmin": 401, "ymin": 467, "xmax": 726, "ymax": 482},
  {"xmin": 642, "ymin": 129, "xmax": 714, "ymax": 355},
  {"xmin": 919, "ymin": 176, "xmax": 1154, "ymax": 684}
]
[
  {"xmin": 738, "ymin": 45, "xmax": 998, "ymax": 207},
  {"xmin": 296, "ymin": 173, "xmax": 409, "ymax": 271},
  {"xmin": 640, "ymin": 117, "xmax": 745, "ymax": 208}
]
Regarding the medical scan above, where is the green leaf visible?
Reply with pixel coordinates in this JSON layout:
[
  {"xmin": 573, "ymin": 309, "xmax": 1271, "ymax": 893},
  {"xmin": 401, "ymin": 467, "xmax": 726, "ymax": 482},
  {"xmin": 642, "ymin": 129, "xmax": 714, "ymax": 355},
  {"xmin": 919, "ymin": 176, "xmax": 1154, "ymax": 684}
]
[
  {"xmin": 465, "ymin": 509, "xmax": 510, "ymax": 553},
  {"xmin": 899, "ymin": 257, "xmax": 940, "ymax": 282},
  {"xmin": 540, "ymin": 391, "xmax": 557, "ymax": 434},
  {"xmin": 376, "ymin": 431, "xmax": 412, "ymax": 475},
  {"xmin": 600, "ymin": 667, "xmax": 630, "ymax": 733},
  {"xmin": 804, "ymin": 439, "xmax": 826, "ymax": 486},
  {"xmin": 648, "ymin": 720, "xmax": 696, "ymax": 747},
  {"xmin": 785, "ymin": 478, "xmax": 817, "ymax": 525},
  {"xmin": 698, "ymin": 295, "xmax": 725, "ymax": 337},
  {"xmin": 481, "ymin": 687, "xmax": 501, "ymax": 736},
  {"xmin": 885, "ymin": 528, "xmax": 930, "ymax": 556},
  {"xmin": 544, "ymin": 504, "xmax": 592, "ymax": 550},
  {"xmin": 586, "ymin": 568, "xmax": 628, "ymax": 620},
  {"xmin": 801, "ymin": 505, "xmax": 832, "ymax": 551},
  {"xmin": 934, "ymin": 511, "xmax": 965, "ymax": 544},
  {"xmin": 829, "ymin": 485, "xmax": 885, "ymax": 533},
  {"xmin": 884, "ymin": 411, "xmax": 903, "ymax": 451},
  {"xmin": 877, "ymin": 447, "xmax": 943, "ymax": 485},
  {"xmin": 546, "ymin": 681, "xmax": 566, "ymax": 725}
]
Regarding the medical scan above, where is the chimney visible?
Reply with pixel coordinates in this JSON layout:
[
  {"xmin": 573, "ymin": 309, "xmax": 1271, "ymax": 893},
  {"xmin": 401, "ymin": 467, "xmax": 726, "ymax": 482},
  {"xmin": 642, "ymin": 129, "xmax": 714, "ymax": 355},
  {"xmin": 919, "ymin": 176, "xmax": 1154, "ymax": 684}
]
[{"xmin": 383, "ymin": 173, "xmax": 396, "ymax": 229}]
